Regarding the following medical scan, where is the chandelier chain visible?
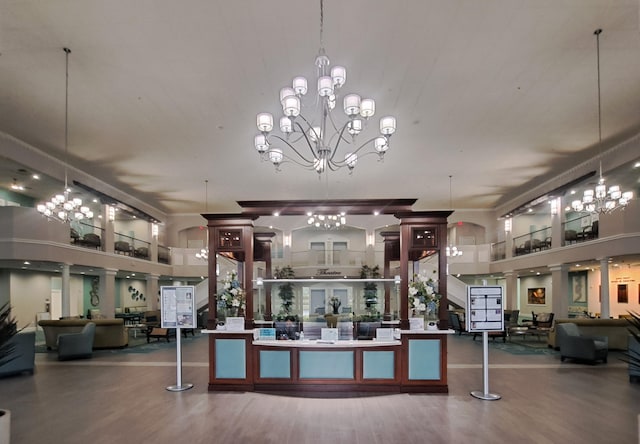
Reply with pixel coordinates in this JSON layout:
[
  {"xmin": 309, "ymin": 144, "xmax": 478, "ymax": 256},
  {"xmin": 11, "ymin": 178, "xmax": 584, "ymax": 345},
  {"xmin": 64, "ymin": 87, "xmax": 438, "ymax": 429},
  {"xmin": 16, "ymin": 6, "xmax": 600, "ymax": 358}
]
[{"xmin": 63, "ymin": 47, "xmax": 70, "ymax": 191}]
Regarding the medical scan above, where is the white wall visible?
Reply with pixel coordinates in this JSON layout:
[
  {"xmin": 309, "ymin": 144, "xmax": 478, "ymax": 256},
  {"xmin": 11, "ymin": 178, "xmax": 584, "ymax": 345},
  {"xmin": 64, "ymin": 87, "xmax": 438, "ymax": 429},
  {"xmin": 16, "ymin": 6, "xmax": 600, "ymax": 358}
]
[{"xmin": 519, "ymin": 274, "xmax": 553, "ymax": 316}]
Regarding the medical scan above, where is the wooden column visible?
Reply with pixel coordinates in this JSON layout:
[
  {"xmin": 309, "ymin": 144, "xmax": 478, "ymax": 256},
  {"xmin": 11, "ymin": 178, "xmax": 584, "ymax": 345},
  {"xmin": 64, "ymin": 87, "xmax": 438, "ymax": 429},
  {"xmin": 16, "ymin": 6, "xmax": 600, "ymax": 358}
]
[
  {"xmin": 203, "ymin": 214, "xmax": 258, "ymax": 329},
  {"xmin": 380, "ymin": 231, "xmax": 400, "ymax": 320},
  {"xmin": 254, "ymin": 232, "xmax": 276, "ymax": 320},
  {"xmin": 395, "ymin": 211, "xmax": 452, "ymax": 330}
]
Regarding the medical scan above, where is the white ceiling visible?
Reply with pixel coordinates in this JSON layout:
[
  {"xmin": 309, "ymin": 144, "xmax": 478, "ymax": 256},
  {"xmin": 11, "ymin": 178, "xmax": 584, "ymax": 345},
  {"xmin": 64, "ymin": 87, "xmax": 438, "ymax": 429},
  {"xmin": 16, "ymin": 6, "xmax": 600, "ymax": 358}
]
[{"xmin": 1, "ymin": 0, "xmax": 640, "ymax": 217}]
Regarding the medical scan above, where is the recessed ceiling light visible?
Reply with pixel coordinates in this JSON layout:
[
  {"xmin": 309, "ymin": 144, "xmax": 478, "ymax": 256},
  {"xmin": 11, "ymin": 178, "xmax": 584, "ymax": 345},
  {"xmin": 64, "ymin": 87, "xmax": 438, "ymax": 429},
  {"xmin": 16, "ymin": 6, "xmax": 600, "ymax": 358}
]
[
  {"xmin": 23, "ymin": 261, "xmax": 30, "ymax": 265},
  {"xmin": 570, "ymin": 190, "xmax": 576, "ymax": 195},
  {"xmin": 373, "ymin": 211, "xmax": 380, "ymax": 216},
  {"xmin": 32, "ymin": 174, "xmax": 40, "ymax": 180},
  {"xmin": 634, "ymin": 161, "xmax": 640, "ymax": 168}
]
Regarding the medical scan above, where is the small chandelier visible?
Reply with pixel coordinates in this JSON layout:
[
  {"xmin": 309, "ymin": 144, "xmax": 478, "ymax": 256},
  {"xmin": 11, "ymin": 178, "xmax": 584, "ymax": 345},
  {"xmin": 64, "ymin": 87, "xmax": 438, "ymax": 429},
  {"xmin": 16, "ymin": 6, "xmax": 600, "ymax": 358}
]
[
  {"xmin": 446, "ymin": 175, "xmax": 462, "ymax": 257},
  {"xmin": 254, "ymin": 0, "xmax": 396, "ymax": 175},
  {"xmin": 571, "ymin": 29, "xmax": 633, "ymax": 215},
  {"xmin": 36, "ymin": 48, "xmax": 93, "ymax": 223},
  {"xmin": 307, "ymin": 212, "xmax": 346, "ymax": 229},
  {"xmin": 196, "ymin": 179, "xmax": 209, "ymax": 261}
]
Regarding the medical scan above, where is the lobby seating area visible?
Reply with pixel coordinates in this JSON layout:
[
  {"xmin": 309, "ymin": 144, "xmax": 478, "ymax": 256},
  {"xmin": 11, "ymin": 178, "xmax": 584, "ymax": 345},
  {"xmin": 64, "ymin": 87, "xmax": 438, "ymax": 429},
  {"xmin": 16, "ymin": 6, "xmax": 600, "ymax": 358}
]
[
  {"xmin": 38, "ymin": 318, "xmax": 128, "ymax": 349},
  {"xmin": 557, "ymin": 322, "xmax": 608, "ymax": 364},
  {"xmin": 548, "ymin": 318, "xmax": 637, "ymax": 350},
  {"xmin": 0, "ymin": 331, "xmax": 35, "ymax": 378},
  {"xmin": 57, "ymin": 322, "xmax": 96, "ymax": 361}
]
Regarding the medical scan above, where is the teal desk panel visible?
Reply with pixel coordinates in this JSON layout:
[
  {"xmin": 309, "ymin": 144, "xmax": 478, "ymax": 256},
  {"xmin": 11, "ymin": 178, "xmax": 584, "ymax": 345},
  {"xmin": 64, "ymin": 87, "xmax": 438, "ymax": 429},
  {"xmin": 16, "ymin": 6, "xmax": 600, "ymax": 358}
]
[
  {"xmin": 259, "ymin": 350, "xmax": 291, "ymax": 379},
  {"xmin": 299, "ymin": 351, "xmax": 354, "ymax": 379},
  {"xmin": 408, "ymin": 339, "xmax": 441, "ymax": 380},
  {"xmin": 363, "ymin": 350, "xmax": 395, "ymax": 379},
  {"xmin": 215, "ymin": 339, "xmax": 246, "ymax": 379}
]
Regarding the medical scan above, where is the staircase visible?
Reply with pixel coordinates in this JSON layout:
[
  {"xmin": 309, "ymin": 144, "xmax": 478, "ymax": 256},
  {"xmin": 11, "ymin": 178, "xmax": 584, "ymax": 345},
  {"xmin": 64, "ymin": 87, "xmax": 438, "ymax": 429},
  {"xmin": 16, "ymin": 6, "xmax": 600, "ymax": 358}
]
[{"xmin": 447, "ymin": 275, "xmax": 467, "ymax": 310}]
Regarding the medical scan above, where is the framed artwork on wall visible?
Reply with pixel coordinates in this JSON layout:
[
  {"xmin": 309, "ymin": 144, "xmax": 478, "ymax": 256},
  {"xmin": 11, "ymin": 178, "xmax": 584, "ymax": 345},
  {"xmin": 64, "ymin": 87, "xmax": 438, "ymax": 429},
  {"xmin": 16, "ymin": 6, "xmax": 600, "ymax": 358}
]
[
  {"xmin": 528, "ymin": 288, "xmax": 546, "ymax": 305},
  {"xmin": 618, "ymin": 284, "xmax": 628, "ymax": 303},
  {"xmin": 569, "ymin": 271, "xmax": 588, "ymax": 304}
]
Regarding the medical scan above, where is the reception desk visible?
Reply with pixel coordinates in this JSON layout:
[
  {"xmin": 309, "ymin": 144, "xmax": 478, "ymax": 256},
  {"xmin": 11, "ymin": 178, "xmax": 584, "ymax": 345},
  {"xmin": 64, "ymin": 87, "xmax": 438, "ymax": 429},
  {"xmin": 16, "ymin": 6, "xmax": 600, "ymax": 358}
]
[{"xmin": 204, "ymin": 329, "xmax": 453, "ymax": 394}]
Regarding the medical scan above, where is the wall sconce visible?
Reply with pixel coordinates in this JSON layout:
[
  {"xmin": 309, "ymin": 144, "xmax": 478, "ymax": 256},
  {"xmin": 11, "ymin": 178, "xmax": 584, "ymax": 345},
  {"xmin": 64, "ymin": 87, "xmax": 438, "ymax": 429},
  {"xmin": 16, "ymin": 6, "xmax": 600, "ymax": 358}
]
[
  {"xmin": 504, "ymin": 218, "xmax": 512, "ymax": 233},
  {"xmin": 549, "ymin": 197, "xmax": 559, "ymax": 215},
  {"xmin": 283, "ymin": 233, "xmax": 291, "ymax": 248},
  {"xmin": 108, "ymin": 206, "xmax": 115, "ymax": 221},
  {"xmin": 152, "ymin": 223, "xmax": 159, "ymax": 237}
]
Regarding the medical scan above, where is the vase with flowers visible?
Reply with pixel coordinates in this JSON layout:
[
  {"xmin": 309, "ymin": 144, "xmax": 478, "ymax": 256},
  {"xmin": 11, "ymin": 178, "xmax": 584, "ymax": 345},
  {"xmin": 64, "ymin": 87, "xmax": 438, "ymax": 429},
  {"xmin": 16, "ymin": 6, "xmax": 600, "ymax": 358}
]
[
  {"xmin": 217, "ymin": 271, "xmax": 245, "ymax": 319},
  {"xmin": 408, "ymin": 272, "xmax": 442, "ymax": 323}
]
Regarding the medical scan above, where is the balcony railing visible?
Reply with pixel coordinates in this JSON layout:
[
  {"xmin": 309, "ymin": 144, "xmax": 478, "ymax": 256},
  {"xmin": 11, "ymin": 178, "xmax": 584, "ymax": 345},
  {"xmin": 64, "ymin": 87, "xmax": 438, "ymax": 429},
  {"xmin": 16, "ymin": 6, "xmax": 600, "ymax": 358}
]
[
  {"xmin": 491, "ymin": 241, "xmax": 506, "ymax": 261},
  {"xmin": 114, "ymin": 232, "xmax": 151, "ymax": 259},
  {"xmin": 71, "ymin": 222, "xmax": 104, "ymax": 250},
  {"xmin": 563, "ymin": 215, "xmax": 598, "ymax": 245},
  {"xmin": 513, "ymin": 227, "xmax": 552, "ymax": 256}
]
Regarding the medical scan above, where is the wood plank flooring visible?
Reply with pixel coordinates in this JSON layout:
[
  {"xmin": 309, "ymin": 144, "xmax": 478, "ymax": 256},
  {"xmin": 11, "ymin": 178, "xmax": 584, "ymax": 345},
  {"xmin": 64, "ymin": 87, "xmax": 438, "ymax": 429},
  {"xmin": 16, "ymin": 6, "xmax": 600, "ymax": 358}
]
[{"xmin": 0, "ymin": 333, "xmax": 638, "ymax": 444}]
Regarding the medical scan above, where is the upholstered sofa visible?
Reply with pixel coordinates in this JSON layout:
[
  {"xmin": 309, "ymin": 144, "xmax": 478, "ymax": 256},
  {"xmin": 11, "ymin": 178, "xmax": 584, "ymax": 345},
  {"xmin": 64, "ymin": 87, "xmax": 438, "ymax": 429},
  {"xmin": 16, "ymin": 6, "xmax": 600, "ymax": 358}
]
[
  {"xmin": 548, "ymin": 318, "xmax": 636, "ymax": 350},
  {"xmin": 38, "ymin": 318, "xmax": 128, "ymax": 350},
  {"xmin": 0, "ymin": 331, "xmax": 36, "ymax": 377}
]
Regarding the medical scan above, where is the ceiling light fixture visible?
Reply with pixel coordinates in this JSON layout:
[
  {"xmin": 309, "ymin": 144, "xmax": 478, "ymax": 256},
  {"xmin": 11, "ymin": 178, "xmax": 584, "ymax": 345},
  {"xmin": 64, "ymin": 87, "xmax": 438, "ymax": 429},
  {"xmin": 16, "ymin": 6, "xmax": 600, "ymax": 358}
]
[
  {"xmin": 446, "ymin": 175, "xmax": 462, "ymax": 257},
  {"xmin": 307, "ymin": 211, "xmax": 346, "ymax": 229},
  {"xmin": 571, "ymin": 29, "xmax": 633, "ymax": 214},
  {"xmin": 254, "ymin": 0, "xmax": 396, "ymax": 175},
  {"xmin": 196, "ymin": 179, "xmax": 209, "ymax": 261},
  {"xmin": 36, "ymin": 48, "xmax": 93, "ymax": 223}
]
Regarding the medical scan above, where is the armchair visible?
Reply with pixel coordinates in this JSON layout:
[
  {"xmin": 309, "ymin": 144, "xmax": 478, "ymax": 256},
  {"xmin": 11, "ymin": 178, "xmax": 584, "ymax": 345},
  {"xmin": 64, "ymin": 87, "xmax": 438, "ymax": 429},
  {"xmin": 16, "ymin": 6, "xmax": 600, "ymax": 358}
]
[
  {"xmin": 557, "ymin": 322, "xmax": 608, "ymax": 364},
  {"xmin": 57, "ymin": 322, "xmax": 96, "ymax": 361}
]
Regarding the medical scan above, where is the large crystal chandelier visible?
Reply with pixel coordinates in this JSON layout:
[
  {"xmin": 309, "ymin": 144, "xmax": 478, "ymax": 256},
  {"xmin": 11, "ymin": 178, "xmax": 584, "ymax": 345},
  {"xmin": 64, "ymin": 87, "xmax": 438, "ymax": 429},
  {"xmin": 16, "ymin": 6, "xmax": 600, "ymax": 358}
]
[
  {"xmin": 37, "ymin": 48, "xmax": 93, "ymax": 223},
  {"xmin": 571, "ymin": 29, "xmax": 633, "ymax": 215},
  {"xmin": 307, "ymin": 212, "xmax": 346, "ymax": 229},
  {"xmin": 254, "ymin": 0, "xmax": 396, "ymax": 174}
]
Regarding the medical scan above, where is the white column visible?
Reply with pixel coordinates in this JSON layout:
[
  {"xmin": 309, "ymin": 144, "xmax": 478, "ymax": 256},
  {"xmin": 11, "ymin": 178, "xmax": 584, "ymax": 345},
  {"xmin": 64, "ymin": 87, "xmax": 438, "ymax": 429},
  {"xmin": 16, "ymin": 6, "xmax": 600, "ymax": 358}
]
[
  {"xmin": 549, "ymin": 264, "xmax": 569, "ymax": 318},
  {"xmin": 551, "ymin": 198, "xmax": 563, "ymax": 249},
  {"xmin": 600, "ymin": 257, "xmax": 610, "ymax": 319},
  {"xmin": 99, "ymin": 268, "xmax": 118, "ymax": 318},
  {"xmin": 503, "ymin": 271, "xmax": 518, "ymax": 310},
  {"xmin": 146, "ymin": 274, "xmax": 160, "ymax": 311},
  {"xmin": 61, "ymin": 263, "xmax": 71, "ymax": 318}
]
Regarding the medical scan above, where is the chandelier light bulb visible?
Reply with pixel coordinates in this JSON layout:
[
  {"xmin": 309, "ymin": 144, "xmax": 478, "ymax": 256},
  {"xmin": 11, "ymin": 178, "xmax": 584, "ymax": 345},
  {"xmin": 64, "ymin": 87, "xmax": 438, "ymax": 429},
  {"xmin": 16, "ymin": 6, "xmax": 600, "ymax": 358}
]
[
  {"xmin": 292, "ymin": 76, "xmax": 308, "ymax": 95},
  {"xmin": 330, "ymin": 66, "xmax": 346, "ymax": 87},
  {"xmin": 343, "ymin": 94, "xmax": 361, "ymax": 116},
  {"xmin": 360, "ymin": 99, "xmax": 375, "ymax": 118},
  {"xmin": 380, "ymin": 116, "xmax": 396, "ymax": 135},
  {"xmin": 257, "ymin": 113, "xmax": 273, "ymax": 132},
  {"xmin": 279, "ymin": 116, "xmax": 292, "ymax": 133},
  {"xmin": 282, "ymin": 95, "xmax": 300, "ymax": 117},
  {"xmin": 280, "ymin": 87, "xmax": 295, "ymax": 104}
]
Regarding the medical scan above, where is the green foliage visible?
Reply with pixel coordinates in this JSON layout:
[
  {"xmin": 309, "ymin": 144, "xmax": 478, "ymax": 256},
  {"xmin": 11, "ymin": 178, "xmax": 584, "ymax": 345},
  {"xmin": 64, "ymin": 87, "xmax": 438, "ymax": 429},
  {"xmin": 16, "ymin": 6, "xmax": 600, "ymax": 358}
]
[
  {"xmin": 0, "ymin": 302, "xmax": 18, "ymax": 366},
  {"xmin": 360, "ymin": 265, "xmax": 381, "ymax": 319},
  {"xmin": 621, "ymin": 311, "xmax": 640, "ymax": 372},
  {"xmin": 274, "ymin": 266, "xmax": 297, "ymax": 321}
]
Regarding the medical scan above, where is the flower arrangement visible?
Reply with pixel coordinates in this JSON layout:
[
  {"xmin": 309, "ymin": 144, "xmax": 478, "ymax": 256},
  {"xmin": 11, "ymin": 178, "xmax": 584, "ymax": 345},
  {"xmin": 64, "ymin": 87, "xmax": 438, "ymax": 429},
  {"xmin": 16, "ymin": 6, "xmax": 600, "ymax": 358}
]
[
  {"xmin": 217, "ymin": 271, "xmax": 245, "ymax": 315},
  {"xmin": 408, "ymin": 273, "xmax": 441, "ymax": 317},
  {"xmin": 329, "ymin": 296, "xmax": 342, "ymax": 314}
]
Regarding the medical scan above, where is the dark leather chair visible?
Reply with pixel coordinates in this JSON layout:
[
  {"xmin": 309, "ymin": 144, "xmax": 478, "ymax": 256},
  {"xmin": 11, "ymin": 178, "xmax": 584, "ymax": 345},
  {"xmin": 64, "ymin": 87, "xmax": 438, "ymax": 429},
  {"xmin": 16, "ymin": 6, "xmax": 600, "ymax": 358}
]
[{"xmin": 557, "ymin": 322, "xmax": 608, "ymax": 364}]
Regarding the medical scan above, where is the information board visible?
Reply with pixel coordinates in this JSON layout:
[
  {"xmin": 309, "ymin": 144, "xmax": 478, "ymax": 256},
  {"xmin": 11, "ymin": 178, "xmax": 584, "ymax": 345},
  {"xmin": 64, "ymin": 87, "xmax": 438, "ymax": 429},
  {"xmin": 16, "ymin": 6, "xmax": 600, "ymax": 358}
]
[
  {"xmin": 466, "ymin": 286, "xmax": 504, "ymax": 333},
  {"xmin": 160, "ymin": 286, "xmax": 196, "ymax": 329}
]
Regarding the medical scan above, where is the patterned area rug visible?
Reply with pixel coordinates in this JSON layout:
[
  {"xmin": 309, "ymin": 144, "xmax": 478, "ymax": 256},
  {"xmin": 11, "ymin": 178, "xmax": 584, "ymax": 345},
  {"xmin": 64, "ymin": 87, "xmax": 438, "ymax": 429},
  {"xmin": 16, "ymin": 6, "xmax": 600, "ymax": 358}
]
[{"xmin": 470, "ymin": 336, "xmax": 559, "ymax": 355}]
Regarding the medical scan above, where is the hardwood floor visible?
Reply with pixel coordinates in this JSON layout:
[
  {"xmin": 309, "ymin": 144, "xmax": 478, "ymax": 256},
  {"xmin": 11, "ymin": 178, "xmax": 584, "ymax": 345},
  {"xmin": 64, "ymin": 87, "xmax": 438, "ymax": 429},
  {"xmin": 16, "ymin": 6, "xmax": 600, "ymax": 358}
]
[{"xmin": 1, "ymin": 333, "xmax": 638, "ymax": 444}]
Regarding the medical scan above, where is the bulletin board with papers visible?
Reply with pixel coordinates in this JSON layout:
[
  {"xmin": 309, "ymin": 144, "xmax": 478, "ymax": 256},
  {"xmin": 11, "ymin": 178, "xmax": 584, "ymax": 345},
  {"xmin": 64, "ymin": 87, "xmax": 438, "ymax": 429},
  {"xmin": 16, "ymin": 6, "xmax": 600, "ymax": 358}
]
[{"xmin": 466, "ymin": 286, "xmax": 504, "ymax": 333}]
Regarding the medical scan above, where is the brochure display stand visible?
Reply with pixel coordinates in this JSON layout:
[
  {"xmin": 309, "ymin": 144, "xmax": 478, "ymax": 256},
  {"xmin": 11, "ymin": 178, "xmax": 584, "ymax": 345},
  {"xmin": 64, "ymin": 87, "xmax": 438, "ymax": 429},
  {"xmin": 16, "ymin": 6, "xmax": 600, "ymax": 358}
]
[
  {"xmin": 466, "ymin": 285, "xmax": 503, "ymax": 401},
  {"xmin": 160, "ymin": 285, "xmax": 197, "ymax": 392}
]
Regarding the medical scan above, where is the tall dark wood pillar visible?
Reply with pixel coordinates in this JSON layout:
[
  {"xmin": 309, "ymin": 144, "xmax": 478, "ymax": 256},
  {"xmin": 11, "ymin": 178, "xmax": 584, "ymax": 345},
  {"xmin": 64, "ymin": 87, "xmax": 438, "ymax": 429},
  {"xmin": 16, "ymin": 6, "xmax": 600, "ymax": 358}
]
[
  {"xmin": 203, "ymin": 214, "xmax": 258, "ymax": 330},
  {"xmin": 395, "ymin": 211, "xmax": 452, "ymax": 330},
  {"xmin": 254, "ymin": 232, "xmax": 276, "ymax": 320},
  {"xmin": 380, "ymin": 231, "xmax": 400, "ymax": 321}
]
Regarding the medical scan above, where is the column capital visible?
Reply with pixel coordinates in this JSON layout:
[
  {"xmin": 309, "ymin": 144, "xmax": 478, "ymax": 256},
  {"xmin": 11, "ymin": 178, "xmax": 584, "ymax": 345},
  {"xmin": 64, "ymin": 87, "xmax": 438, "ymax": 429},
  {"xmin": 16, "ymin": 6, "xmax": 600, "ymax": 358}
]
[{"xmin": 548, "ymin": 264, "xmax": 569, "ymax": 273}]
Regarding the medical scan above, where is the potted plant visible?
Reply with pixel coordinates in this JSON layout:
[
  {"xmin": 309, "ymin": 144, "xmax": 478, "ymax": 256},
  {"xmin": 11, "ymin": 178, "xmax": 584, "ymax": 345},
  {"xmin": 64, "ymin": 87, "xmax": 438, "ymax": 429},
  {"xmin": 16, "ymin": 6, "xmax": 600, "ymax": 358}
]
[
  {"xmin": 360, "ymin": 265, "xmax": 381, "ymax": 319},
  {"xmin": 274, "ymin": 266, "xmax": 298, "ymax": 321},
  {"xmin": 0, "ymin": 302, "xmax": 18, "ymax": 444},
  {"xmin": 622, "ymin": 311, "xmax": 640, "ymax": 383}
]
